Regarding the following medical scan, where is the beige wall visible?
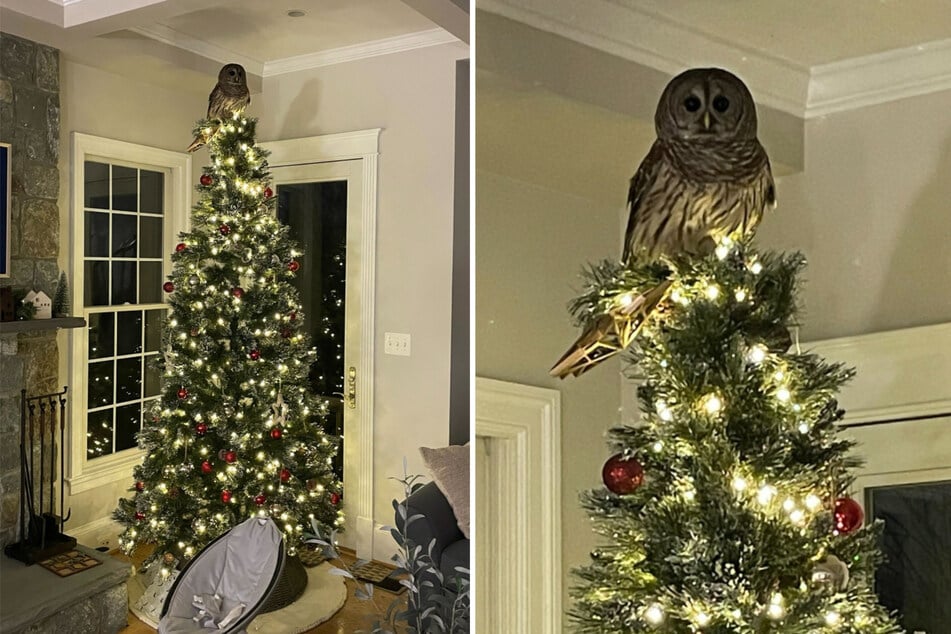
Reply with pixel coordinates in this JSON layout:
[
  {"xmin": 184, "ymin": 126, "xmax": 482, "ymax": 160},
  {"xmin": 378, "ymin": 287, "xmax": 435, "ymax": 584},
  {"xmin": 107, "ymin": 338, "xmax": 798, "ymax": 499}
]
[
  {"xmin": 757, "ymin": 88, "xmax": 951, "ymax": 340},
  {"xmin": 56, "ymin": 57, "xmax": 206, "ymax": 535},
  {"xmin": 475, "ymin": 169, "xmax": 623, "ymax": 608},
  {"xmin": 255, "ymin": 41, "xmax": 469, "ymax": 561}
]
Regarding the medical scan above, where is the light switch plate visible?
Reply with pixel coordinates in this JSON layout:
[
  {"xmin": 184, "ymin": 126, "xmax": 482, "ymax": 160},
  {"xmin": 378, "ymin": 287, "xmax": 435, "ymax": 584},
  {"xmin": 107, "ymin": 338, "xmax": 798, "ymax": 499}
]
[{"xmin": 384, "ymin": 332, "xmax": 411, "ymax": 356}]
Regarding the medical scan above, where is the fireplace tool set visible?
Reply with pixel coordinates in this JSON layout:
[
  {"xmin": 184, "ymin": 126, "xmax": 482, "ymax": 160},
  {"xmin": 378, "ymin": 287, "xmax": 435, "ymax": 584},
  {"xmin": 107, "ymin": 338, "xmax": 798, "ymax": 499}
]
[{"xmin": 4, "ymin": 387, "xmax": 75, "ymax": 565}]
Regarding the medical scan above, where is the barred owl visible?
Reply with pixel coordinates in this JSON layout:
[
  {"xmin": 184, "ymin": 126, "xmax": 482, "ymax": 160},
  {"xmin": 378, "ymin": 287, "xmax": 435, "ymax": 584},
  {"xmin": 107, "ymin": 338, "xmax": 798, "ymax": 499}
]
[
  {"xmin": 187, "ymin": 64, "xmax": 251, "ymax": 153},
  {"xmin": 551, "ymin": 68, "xmax": 775, "ymax": 378}
]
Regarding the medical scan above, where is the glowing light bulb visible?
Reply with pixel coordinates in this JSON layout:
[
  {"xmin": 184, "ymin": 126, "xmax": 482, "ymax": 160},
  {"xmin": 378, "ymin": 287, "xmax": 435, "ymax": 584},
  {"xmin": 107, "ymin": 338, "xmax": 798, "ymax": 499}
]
[
  {"xmin": 618, "ymin": 293, "xmax": 633, "ymax": 308},
  {"xmin": 750, "ymin": 261, "xmax": 763, "ymax": 274},
  {"xmin": 715, "ymin": 244, "xmax": 730, "ymax": 260},
  {"xmin": 652, "ymin": 441, "xmax": 664, "ymax": 453},
  {"xmin": 825, "ymin": 611, "xmax": 840, "ymax": 626},
  {"xmin": 747, "ymin": 344, "xmax": 767, "ymax": 364},
  {"xmin": 696, "ymin": 612, "xmax": 710, "ymax": 626},
  {"xmin": 776, "ymin": 387, "xmax": 791, "ymax": 402},
  {"xmin": 702, "ymin": 394, "xmax": 722, "ymax": 414},
  {"xmin": 805, "ymin": 494, "xmax": 822, "ymax": 511},
  {"xmin": 645, "ymin": 604, "xmax": 664, "ymax": 625},
  {"xmin": 757, "ymin": 485, "xmax": 776, "ymax": 505},
  {"xmin": 790, "ymin": 509, "xmax": 805, "ymax": 524},
  {"xmin": 705, "ymin": 285, "xmax": 720, "ymax": 300},
  {"xmin": 732, "ymin": 476, "xmax": 748, "ymax": 492}
]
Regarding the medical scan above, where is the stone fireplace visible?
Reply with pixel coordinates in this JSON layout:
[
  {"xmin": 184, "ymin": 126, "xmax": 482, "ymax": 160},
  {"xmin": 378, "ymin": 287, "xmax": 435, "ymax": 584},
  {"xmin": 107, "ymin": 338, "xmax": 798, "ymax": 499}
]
[{"xmin": 0, "ymin": 31, "xmax": 63, "ymax": 549}]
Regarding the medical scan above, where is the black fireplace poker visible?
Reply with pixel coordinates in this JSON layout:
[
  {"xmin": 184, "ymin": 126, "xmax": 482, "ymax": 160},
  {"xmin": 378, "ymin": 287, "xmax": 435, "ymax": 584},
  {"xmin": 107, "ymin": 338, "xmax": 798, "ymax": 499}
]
[{"xmin": 4, "ymin": 387, "xmax": 76, "ymax": 565}]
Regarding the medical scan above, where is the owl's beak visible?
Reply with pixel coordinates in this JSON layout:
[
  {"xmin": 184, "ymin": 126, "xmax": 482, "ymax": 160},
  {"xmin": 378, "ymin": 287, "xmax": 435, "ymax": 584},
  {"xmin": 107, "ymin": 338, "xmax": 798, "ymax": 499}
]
[{"xmin": 703, "ymin": 112, "xmax": 711, "ymax": 130}]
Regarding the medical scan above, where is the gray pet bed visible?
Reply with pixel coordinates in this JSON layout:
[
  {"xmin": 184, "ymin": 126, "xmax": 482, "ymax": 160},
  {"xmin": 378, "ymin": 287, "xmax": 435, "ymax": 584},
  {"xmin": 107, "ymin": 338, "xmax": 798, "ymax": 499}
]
[{"xmin": 158, "ymin": 517, "xmax": 285, "ymax": 634}]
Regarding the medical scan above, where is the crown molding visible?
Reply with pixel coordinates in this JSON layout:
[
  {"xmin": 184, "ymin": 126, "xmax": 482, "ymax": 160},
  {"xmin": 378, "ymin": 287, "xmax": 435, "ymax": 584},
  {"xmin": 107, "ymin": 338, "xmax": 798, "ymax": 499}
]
[
  {"xmin": 479, "ymin": 0, "xmax": 951, "ymax": 119},
  {"xmin": 130, "ymin": 25, "xmax": 459, "ymax": 79},
  {"xmin": 130, "ymin": 23, "xmax": 264, "ymax": 75},
  {"xmin": 262, "ymin": 28, "xmax": 459, "ymax": 76}
]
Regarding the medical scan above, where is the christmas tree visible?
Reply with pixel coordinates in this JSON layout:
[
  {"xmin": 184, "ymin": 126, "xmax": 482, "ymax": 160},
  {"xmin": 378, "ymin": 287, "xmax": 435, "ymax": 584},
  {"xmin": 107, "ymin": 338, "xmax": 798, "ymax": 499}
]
[
  {"xmin": 114, "ymin": 114, "xmax": 342, "ymax": 567},
  {"xmin": 569, "ymin": 238, "xmax": 901, "ymax": 632}
]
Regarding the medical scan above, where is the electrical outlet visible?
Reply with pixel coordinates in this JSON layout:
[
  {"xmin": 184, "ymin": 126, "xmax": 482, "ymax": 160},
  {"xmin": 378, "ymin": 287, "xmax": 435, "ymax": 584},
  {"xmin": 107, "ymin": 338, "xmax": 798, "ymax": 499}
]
[{"xmin": 384, "ymin": 332, "xmax": 411, "ymax": 356}]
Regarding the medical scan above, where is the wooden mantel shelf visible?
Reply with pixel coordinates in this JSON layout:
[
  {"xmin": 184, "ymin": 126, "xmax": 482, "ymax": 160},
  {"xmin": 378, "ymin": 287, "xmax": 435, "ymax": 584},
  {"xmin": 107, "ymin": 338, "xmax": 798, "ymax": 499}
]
[{"xmin": 0, "ymin": 317, "xmax": 86, "ymax": 334}]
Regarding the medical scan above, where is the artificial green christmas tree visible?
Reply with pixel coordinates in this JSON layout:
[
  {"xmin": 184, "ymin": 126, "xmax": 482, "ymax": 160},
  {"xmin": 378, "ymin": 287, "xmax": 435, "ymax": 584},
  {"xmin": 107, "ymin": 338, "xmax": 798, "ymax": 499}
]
[
  {"xmin": 568, "ymin": 238, "xmax": 901, "ymax": 632},
  {"xmin": 114, "ymin": 114, "xmax": 342, "ymax": 567}
]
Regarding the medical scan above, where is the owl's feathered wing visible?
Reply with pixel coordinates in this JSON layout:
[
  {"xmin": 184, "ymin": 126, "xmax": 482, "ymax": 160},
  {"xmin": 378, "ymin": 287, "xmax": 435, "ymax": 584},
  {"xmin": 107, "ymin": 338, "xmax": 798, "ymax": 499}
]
[
  {"xmin": 551, "ymin": 140, "xmax": 775, "ymax": 379},
  {"xmin": 187, "ymin": 83, "xmax": 252, "ymax": 153}
]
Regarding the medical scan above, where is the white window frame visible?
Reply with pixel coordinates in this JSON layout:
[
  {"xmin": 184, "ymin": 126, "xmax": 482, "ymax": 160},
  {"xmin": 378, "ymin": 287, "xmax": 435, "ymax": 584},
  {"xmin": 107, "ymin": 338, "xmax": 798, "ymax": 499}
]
[{"xmin": 66, "ymin": 133, "xmax": 190, "ymax": 495}]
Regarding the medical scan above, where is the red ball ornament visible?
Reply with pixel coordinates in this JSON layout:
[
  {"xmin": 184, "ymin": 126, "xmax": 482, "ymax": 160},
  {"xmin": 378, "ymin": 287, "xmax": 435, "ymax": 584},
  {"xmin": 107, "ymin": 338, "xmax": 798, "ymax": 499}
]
[
  {"xmin": 289, "ymin": 311, "xmax": 297, "ymax": 321},
  {"xmin": 201, "ymin": 460, "xmax": 213, "ymax": 474},
  {"xmin": 177, "ymin": 387, "xmax": 189, "ymax": 400},
  {"xmin": 330, "ymin": 492, "xmax": 341, "ymax": 505},
  {"xmin": 175, "ymin": 242, "xmax": 187, "ymax": 253},
  {"xmin": 224, "ymin": 450, "xmax": 237, "ymax": 464},
  {"xmin": 601, "ymin": 454, "xmax": 645, "ymax": 495},
  {"xmin": 281, "ymin": 328, "xmax": 292, "ymax": 339},
  {"xmin": 254, "ymin": 494, "xmax": 267, "ymax": 506},
  {"xmin": 219, "ymin": 223, "xmax": 231, "ymax": 235},
  {"xmin": 231, "ymin": 287, "xmax": 244, "ymax": 298},
  {"xmin": 134, "ymin": 511, "xmax": 145, "ymax": 521},
  {"xmin": 195, "ymin": 422, "xmax": 208, "ymax": 436},
  {"xmin": 279, "ymin": 468, "xmax": 291, "ymax": 483},
  {"xmin": 833, "ymin": 497, "xmax": 864, "ymax": 535},
  {"xmin": 270, "ymin": 426, "xmax": 282, "ymax": 439},
  {"xmin": 288, "ymin": 260, "xmax": 300, "ymax": 272},
  {"xmin": 249, "ymin": 349, "xmax": 261, "ymax": 361},
  {"xmin": 221, "ymin": 489, "xmax": 232, "ymax": 503},
  {"xmin": 263, "ymin": 187, "xmax": 273, "ymax": 199},
  {"xmin": 135, "ymin": 481, "xmax": 145, "ymax": 492},
  {"xmin": 163, "ymin": 281, "xmax": 175, "ymax": 293},
  {"xmin": 200, "ymin": 173, "xmax": 213, "ymax": 186}
]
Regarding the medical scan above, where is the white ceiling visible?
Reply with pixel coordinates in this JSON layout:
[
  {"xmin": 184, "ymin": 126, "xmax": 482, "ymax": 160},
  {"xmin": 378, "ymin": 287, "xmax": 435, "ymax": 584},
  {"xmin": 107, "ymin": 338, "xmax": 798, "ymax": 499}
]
[
  {"xmin": 478, "ymin": 0, "xmax": 951, "ymax": 118},
  {"xmin": 1, "ymin": 0, "xmax": 466, "ymax": 89}
]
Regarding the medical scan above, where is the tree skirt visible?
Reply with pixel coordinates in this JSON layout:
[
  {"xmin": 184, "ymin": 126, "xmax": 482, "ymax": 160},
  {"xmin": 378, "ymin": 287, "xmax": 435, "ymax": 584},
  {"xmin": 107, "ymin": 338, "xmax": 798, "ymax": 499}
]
[{"xmin": 128, "ymin": 561, "xmax": 347, "ymax": 632}]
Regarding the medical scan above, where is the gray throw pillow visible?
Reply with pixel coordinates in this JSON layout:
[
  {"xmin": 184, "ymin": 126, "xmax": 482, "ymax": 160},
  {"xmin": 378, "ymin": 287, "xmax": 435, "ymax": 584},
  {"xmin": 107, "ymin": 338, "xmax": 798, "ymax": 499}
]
[{"xmin": 419, "ymin": 444, "xmax": 470, "ymax": 539}]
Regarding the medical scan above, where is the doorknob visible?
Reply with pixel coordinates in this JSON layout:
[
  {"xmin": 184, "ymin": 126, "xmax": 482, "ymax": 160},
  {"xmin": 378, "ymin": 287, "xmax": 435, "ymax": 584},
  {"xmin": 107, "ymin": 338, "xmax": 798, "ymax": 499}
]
[{"xmin": 345, "ymin": 366, "xmax": 356, "ymax": 409}]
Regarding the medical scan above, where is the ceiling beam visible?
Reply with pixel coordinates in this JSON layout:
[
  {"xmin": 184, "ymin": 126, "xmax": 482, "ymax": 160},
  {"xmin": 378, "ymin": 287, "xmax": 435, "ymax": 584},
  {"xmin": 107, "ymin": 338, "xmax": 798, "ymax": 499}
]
[{"xmin": 400, "ymin": 0, "xmax": 469, "ymax": 44}]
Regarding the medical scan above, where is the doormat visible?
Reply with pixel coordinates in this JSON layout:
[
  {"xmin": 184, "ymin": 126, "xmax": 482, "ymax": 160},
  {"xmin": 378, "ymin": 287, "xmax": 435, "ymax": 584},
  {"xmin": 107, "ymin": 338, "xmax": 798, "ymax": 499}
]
[
  {"xmin": 39, "ymin": 550, "xmax": 103, "ymax": 577},
  {"xmin": 352, "ymin": 560, "xmax": 405, "ymax": 594}
]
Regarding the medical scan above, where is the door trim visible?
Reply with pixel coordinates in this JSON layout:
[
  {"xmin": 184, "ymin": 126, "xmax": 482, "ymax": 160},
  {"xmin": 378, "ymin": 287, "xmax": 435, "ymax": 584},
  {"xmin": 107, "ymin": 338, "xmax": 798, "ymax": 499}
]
[
  {"xmin": 475, "ymin": 377, "xmax": 562, "ymax": 633},
  {"xmin": 262, "ymin": 129, "xmax": 380, "ymax": 558}
]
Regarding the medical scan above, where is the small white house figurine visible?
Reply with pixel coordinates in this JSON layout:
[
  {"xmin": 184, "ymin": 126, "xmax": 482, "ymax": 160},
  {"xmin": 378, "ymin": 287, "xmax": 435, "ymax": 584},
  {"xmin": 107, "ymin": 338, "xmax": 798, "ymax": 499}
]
[{"xmin": 24, "ymin": 290, "xmax": 52, "ymax": 319}]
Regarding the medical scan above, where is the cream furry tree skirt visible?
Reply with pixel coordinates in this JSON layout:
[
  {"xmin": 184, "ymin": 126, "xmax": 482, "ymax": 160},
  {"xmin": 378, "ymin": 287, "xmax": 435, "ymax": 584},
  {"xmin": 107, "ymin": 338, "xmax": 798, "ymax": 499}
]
[{"xmin": 128, "ymin": 561, "xmax": 347, "ymax": 633}]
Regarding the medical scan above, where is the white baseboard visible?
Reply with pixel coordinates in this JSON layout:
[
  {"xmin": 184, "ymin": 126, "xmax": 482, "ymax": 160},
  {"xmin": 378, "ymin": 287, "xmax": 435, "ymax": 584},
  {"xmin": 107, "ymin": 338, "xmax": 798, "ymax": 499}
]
[{"xmin": 68, "ymin": 515, "xmax": 123, "ymax": 550}]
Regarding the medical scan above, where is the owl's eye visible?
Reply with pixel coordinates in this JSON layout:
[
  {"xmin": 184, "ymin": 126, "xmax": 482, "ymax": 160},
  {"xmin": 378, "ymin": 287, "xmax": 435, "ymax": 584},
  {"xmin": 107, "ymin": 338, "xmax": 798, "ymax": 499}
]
[
  {"xmin": 684, "ymin": 96, "xmax": 701, "ymax": 112},
  {"xmin": 713, "ymin": 95, "xmax": 730, "ymax": 112},
  {"xmin": 229, "ymin": 69, "xmax": 237, "ymax": 76}
]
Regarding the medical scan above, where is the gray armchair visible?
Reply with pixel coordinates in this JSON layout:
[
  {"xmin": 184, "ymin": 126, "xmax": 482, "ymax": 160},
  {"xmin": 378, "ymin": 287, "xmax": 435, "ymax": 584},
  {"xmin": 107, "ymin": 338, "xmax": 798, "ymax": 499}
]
[{"xmin": 398, "ymin": 481, "xmax": 470, "ymax": 585}]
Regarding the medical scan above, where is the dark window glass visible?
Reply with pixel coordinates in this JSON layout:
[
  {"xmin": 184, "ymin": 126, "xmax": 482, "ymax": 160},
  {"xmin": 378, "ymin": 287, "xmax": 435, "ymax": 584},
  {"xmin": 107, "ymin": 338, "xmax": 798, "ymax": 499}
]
[
  {"xmin": 86, "ymin": 409, "xmax": 114, "ymax": 458},
  {"xmin": 87, "ymin": 360, "xmax": 114, "ymax": 408},
  {"xmin": 115, "ymin": 403, "xmax": 142, "ymax": 452},
  {"xmin": 87, "ymin": 312, "xmax": 114, "ymax": 359},
  {"xmin": 84, "ymin": 161, "xmax": 109, "ymax": 209},
  {"xmin": 112, "ymin": 262, "xmax": 136, "ymax": 304},
  {"xmin": 116, "ymin": 310, "xmax": 142, "ymax": 355},
  {"xmin": 84, "ymin": 211, "xmax": 109, "ymax": 257},
  {"xmin": 145, "ymin": 310, "xmax": 164, "ymax": 352},
  {"xmin": 144, "ymin": 355, "xmax": 162, "ymax": 397},
  {"xmin": 140, "ymin": 170, "xmax": 164, "ymax": 215},
  {"xmin": 115, "ymin": 357, "xmax": 142, "ymax": 403},
  {"xmin": 870, "ymin": 481, "xmax": 951, "ymax": 632},
  {"xmin": 139, "ymin": 216, "xmax": 163, "ymax": 258},
  {"xmin": 139, "ymin": 262, "xmax": 162, "ymax": 304},
  {"xmin": 112, "ymin": 214, "xmax": 137, "ymax": 257},
  {"xmin": 84, "ymin": 261, "xmax": 109, "ymax": 306},
  {"xmin": 112, "ymin": 165, "xmax": 137, "ymax": 211}
]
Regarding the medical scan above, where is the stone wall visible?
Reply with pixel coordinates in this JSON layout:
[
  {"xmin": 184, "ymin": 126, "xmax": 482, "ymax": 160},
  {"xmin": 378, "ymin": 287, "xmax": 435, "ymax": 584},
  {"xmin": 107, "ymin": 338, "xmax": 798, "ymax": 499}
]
[{"xmin": 0, "ymin": 32, "xmax": 62, "ymax": 548}]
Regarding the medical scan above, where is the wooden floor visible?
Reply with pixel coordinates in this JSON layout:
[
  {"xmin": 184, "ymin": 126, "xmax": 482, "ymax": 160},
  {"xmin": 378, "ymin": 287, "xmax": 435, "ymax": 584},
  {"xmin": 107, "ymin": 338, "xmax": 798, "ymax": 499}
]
[{"xmin": 116, "ymin": 548, "xmax": 402, "ymax": 634}]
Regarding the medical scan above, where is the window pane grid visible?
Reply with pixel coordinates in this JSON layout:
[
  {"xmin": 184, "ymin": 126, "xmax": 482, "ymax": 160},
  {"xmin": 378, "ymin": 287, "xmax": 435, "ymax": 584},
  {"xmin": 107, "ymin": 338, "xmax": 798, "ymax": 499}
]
[{"xmin": 82, "ymin": 159, "xmax": 166, "ymax": 461}]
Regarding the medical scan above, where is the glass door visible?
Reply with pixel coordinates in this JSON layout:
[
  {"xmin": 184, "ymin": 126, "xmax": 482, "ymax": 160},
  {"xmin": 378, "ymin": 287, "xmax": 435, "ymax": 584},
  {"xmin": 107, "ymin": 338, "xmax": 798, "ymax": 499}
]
[{"xmin": 271, "ymin": 160, "xmax": 364, "ymax": 491}]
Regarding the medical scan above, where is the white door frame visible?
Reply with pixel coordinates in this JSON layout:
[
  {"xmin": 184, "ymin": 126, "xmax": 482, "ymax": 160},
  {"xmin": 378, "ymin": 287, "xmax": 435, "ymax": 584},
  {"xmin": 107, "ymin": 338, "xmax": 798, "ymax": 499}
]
[
  {"xmin": 475, "ymin": 377, "xmax": 562, "ymax": 633},
  {"xmin": 262, "ymin": 129, "xmax": 380, "ymax": 558}
]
